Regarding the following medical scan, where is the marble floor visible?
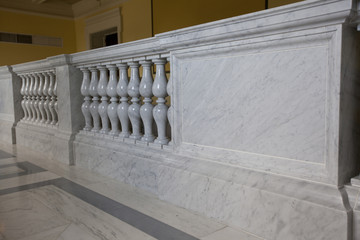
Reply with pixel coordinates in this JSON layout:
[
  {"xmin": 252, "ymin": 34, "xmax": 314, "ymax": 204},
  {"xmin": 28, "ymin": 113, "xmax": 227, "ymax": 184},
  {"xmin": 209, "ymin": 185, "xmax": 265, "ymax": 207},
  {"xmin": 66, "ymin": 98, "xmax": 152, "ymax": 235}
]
[{"xmin": 0, "ymin": 146, "xmax": 263, "ymax": 240}]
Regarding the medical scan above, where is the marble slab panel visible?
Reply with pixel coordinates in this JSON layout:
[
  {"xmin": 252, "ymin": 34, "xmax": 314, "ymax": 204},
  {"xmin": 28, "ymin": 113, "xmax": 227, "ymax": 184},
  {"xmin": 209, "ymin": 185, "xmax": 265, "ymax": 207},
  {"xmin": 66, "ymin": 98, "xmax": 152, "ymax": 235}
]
[
  {"xmin": 179, "ymin": 44, "xmax": 327, "ymax": 164},
  {"xmin": 31, "ymin": 185, "xmax": 157, "ymax": 240},
  {"xmin": 0, "ymin": 171, "xmax": 60, "ymax": 190},
  {"xmin": 0, "ymin": 78, "xmax": 14, "ymax": 116},
  {"xmin": 0, "ymin": 165, "xmax": 24, "ymax": 175},
  {"xmin": 201, "ymin": 227, "xmax": 263, "ymax": 240},
  {"xmin": 0, "ymin": 191, "xmax": 70, "ymax": 239},
  {"xmin": 87, "ymin": 179, "xmax": 225, "ymax": 238},
  {"xmin": 18, "ymin": 225, "xmax": 69, "ymax": 240}
]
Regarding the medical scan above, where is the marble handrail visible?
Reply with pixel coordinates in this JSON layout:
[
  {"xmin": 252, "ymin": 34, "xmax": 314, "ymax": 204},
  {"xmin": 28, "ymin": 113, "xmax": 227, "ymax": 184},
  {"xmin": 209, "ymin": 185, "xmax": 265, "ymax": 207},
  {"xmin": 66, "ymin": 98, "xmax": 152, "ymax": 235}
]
[
  {"xmin": 78, "ymin": 56, "xmax": 171, "ymax": 145},
  {"xmin": 18, "ymin": 70, "xmax": 58, "ymax": 127}
]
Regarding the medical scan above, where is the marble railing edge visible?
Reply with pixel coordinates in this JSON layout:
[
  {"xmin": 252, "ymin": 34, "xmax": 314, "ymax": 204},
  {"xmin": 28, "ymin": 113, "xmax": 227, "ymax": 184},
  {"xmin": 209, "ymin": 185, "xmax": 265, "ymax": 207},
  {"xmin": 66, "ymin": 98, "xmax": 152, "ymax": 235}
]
[
  {"xmin": 0, "ymin": 65, "xmax": 11, "ymax": 76},
  {"xmin": 70, "ymin": 37, "xmax": 166, "ymax": 67},
  {"xmin": 1, "ymin": 0, "xmax": 358, "ymax": 70},
  {"xmin": 156, "ymin": 0, "xmax": 358, "ymax": 49},
  {"xmin": 11, "ymin": 58, "xmax": 53, "ymax": 74}
]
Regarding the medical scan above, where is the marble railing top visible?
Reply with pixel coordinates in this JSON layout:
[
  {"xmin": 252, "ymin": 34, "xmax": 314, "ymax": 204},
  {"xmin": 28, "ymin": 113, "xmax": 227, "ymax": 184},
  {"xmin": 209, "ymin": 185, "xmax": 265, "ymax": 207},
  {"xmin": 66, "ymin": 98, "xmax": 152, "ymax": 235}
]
[{"xmin": 6, "ymin": 0, "xmax": 359, "ymax": 71}]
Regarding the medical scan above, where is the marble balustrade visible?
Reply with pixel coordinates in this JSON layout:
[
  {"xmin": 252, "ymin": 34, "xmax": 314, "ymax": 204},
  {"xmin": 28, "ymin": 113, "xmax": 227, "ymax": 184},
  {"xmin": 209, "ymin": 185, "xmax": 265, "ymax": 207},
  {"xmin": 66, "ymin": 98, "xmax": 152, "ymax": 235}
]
[
  {"xmin": 18, "ymin": 71, "xmax": 58, "ymax": 126},
  {"xmin": 78, "ymin": 58, "xmax": 171, "ymax": 145},
  {"xmin": 1, "ymin": 0, "xmax": 360, "ymax": 239}
]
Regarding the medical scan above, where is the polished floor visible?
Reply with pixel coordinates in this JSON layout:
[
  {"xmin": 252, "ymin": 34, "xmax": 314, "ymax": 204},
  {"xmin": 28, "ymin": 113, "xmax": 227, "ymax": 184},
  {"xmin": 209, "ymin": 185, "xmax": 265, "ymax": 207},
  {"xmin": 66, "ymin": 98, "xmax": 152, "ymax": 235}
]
[{"xmin": 0, "ymin": 146, "xmax": 263, "ymax": 240}]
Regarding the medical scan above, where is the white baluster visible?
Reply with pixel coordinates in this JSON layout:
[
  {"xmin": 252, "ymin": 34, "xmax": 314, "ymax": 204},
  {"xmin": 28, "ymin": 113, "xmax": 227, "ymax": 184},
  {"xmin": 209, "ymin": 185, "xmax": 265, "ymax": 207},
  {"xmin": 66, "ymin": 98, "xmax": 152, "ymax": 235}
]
[
  {"xmin": 19, "ymin": 75, "xmax": 27, "ymax": 121},
  {"xmin": 48, "ymin": 71, "xmax": 57, "ymax": 126},
  {"xmin": 89, "ymin": 67, "xmax": 101, "ymax": 132},
  {"xmin": 127, "ymin": 62, "xmax": 142, "ymax": 140},
  {"xmin": 152, "ymin": 58, "xmax": 169, "ymax": 145},
  {"xmin": 116, "ymin": 63, "xmax": 130, "ymax": 138},
  {"xmin": 166, "ymin": 60, "xmax": 173, "ymax": 144},
  {"xmin": 53, "ymin": 75, "xmax": 59, "ymax": 126},
  {"xmin": 97, "ymin": 65, "xmax": 110, "ymax": 134},
  {"xmin": 139, "ymin": 60, "xmax": 155, "ymax": 142},
  {"xmin": 80, "ymin": 67, "xmax": 93, "ymax": 131},
  {"xmin": 24, "ymin": 75, "xmax": 32, "ymax": 121},
  {"xmin": 28, "ymin": 74, "xmax": 36, "ymax": 122},
  {"xmin": 36, "ymin": 73, "xmax": 46, "ymax": 124},
  {"xmin": 42, "ymin": 72, "xmax": 51, "ymax": 124},
  {"xmin": 32, "ymin": 73, "xmax": 40, "ymax": 122},
  {"xmin": 106, "ymin": 64, "xmax": 120, "ymax": 136}
]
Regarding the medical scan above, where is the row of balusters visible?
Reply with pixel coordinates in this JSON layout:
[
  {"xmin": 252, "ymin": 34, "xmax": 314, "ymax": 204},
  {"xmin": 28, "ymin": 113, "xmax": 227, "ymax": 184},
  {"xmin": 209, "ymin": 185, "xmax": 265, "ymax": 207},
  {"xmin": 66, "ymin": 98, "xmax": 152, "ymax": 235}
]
[
  {"xmin": 79, "ymin": 58, "xmax": 172, "ymax": 145},
  {"xmin": 19, "ymin": 71, "xmax": 58, "ymax": 126}
]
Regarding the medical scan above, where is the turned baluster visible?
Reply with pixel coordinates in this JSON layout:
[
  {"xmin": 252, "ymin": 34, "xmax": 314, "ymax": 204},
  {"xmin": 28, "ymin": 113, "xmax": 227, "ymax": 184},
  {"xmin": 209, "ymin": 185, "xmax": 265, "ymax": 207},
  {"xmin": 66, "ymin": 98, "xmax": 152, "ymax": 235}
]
[
  {"xmin": 166, "ymin": 58, "xmax": 172, "ymax": 143},
  {"xmin": 89, "ymin": 67, "xmax": 101, "ymax": 132},
  {"xmin": 24, "ymin": 75, "xmax": 32, "ymax": 121},
  {"xmin": 48, "ymin": 71, "xmax": 57, "ymax": 125},
  {"xmin": 127, "ymin": 62, "xmax": 142, "ymax": 140},
  {"xmin": 153, "ymin": 58, "xmax": 169, "ymax": 145},
  {"xmin": 80, "ymin": 67, "xmax": 92, "ymax": 131},
  {"xmin": 139, "ymin": 60, "xmax": 155, "ymax": 142},
  {"xmin": 97, "ymin": 65, "xmax": 110, "ymax": 134},
  {"xmin": 116, "ymin": 63, "xmax": 130, "ymax": 138},
  {"xmin": 19, "ymin": 75, "xmax": 27, "ymax": 121},
  {"xmin": 42, "ymin": 72, "xmax": 51, "ymax": 124},
  {"xmin": 106, "ymin": 64, "xmax": 120, "ymax": 136},
  {"xmin": 53, "ymin": 75, "xmax": 59, "ymax": 125},
  {"xmin": 29, "ymin": 74, "xmax": 37, "ymax": 122},
  {"xmin": 36, "ymin": 73, "xmax": 46, "ymax": 124},
  {"xmin": 33, "ymin": 73, "xmax": 41, "ymax": 123}
]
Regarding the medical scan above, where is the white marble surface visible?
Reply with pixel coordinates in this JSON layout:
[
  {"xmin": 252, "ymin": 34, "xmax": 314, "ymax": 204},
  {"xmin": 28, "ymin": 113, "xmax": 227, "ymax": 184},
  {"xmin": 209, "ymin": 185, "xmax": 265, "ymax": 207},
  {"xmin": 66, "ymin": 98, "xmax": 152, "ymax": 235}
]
[
  {"xmin": 201, "ymin": 227, "xmax": 263, "ymax": 240},
  {"xmin": 0, "ymin": 171, "xmax": 60, "ymax": 190},
  {"xmin": 180, "ymin": 44, "xmax": 327, "ymax": 164},
  {"xmin": 0, "ymin": 165, "xmax": 24, "ymax": 175},
  {"xmin": 0, "ymin": 191, "xmax": 69, "ymax": 239}
]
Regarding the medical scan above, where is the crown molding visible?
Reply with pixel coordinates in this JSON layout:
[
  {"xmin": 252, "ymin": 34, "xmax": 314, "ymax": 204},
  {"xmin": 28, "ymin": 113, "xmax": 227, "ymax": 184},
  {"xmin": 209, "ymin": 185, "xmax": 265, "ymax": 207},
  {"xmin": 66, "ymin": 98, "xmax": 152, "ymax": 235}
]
[{"xmin": 72, "ymin": 0, "xmax": 126, "ymax": 19}]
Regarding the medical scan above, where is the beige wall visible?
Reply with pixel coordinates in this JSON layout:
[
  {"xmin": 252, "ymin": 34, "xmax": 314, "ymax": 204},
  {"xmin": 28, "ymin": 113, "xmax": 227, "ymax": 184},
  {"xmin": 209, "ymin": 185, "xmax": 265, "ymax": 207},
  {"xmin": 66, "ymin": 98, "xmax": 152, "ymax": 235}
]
[
  {"xmin": 0, "ymin": 0, "xmax": 303, "ymax": 65},
  {"xmin": 269, "ymin": 0, "xmax": 303, "ymax": 8},
  {"xmin": 74, "ymin": 0, "xmax": 152, "ymax": 52},
  {"xmin": 153, "ymin": 0, "xmax": 265, "ymax": 34},
  {"xmin": 0, "ymin": 10, "xmax": 76, "ymax": 66}
]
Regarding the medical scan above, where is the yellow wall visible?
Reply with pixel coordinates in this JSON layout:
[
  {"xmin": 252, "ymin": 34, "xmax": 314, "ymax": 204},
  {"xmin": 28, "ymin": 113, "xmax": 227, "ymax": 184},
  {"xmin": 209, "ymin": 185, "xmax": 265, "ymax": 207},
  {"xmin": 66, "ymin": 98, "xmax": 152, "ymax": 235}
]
[
  {"xmin": 153, "ymin": 0, "xmax": 265, "ymax": 34},
  {"xmin": 268, "ymin": 0, "xmax": 303, "ymax": 8},
  {"xmin": 0, "ymin": 10, "xmax": 76, "ymax": 66},
  {"xmin": 75, "ymin": 0, "xmax": 152, "ymax": 52},
  {"xmin": 0, "ymin": 0, "xmax": 304, "ymax": 66}
]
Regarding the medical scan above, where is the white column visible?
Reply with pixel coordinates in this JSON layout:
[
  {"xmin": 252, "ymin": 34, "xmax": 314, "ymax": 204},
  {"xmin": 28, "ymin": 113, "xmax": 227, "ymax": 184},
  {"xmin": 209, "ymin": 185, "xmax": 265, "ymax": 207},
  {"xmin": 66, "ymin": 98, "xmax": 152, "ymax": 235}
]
[
  {"xmin": 152, "ymin": 58, "xmax": 169, "ymax": 145},
  {"xmin": 89, "ymin": 67, "xmax": 101, "ymax": 132},
  {"xmin": 167, "ymin": 57, "xmax": 173, "ymax": 144},
  {"xmin": 48, "ymin": 71, "xmax": 57, "ymax": 126},
  {"xmin": 36, "ymin": 72, "xmax": 46, "ymax": 124},
  {"xmin": 24, "ymin": 75, "xmax": 32, "ymax": 121},
  {"xmin": 116, "ymin": 63, "xmax": 130, "ymax": 138},
  {"xmin": 139, "ymin": 60, "xmax": 155, "ymax": 142},
  {"xmin": 80, "ymin": 67, "xmax": 93, "ymax": 131},
  {"xmin": 97, "ymin": 65, "xmax": 110, "ymax": 134},
  {"xmin": 42, "ymin": 72, "xmax": 51, "ymax": 124},
  {"xmin": 53, "ymin": 75, "xmax": 59, "ymax": 126},
  {"xmin": 106, "ymin": 64, "xmax": 120, "ymax": 136},
  {"xmin": 19, "ymin": 75, "xmax": 27, "ymax": 121},
  {"xmin": 32, "ymin": 73, "xmax": 40, "ymax": 122},
  {"xmin": 127, "ymin": 62, "xmax": 142, "ymax": 140}
]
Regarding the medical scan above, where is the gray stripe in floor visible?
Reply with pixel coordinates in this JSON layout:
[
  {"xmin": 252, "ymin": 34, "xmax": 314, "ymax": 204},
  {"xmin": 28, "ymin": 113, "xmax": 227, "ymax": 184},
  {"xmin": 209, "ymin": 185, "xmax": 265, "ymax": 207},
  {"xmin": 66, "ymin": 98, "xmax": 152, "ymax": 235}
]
[
  {"xmin": 0, "ymin": 161, "xmax": 47, "ymax": 180},
  {"xmin": 0, "ymin": 174, "xmax": 199, "ymax": 240},
  {"xmin": 0, "ymin": 149, "xmax": 14, "ymax": 159}
]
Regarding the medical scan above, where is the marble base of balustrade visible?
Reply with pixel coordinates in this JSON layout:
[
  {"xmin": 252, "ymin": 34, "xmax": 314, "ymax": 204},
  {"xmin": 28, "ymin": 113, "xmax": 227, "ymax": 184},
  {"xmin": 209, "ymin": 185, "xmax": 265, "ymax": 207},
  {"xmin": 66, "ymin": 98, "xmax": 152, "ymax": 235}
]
[
  {"xmin": 15, "ymin": 122, "xmax": 74, "ymax": 164},
  {"xmin": 73, "ymin": 131, "xmax": 360, "ymax": 240},
  {"xmin": 0, "ymin": 119, "xmax": 15, "ymax": 145}
]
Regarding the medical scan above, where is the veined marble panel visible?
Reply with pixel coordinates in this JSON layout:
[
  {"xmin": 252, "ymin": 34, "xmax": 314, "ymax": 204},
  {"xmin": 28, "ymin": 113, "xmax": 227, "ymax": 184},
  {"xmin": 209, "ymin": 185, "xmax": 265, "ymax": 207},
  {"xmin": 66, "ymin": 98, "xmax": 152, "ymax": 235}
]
[
  {"xmin": 179, "ymin": 44, "xmax": 327, "ymax": 163},
  {"xmin": 0, "ymin": 191, "xmax": 69, "ymax": 239}
]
